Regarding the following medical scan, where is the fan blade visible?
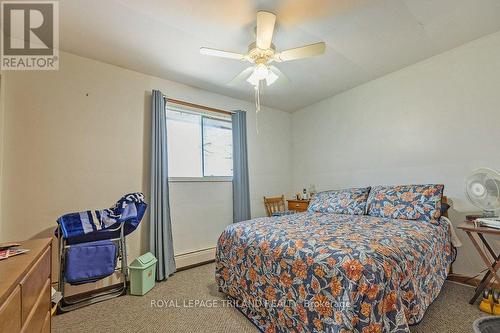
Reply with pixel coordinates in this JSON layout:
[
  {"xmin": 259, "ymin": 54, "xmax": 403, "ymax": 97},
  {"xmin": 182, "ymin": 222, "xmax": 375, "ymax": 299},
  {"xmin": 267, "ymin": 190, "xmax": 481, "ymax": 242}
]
[
  {"xmin": 276, "ymin": 42, "xmax": 326, "ymax": 62},
  {"xmin": 228, "ymin": 67, "xmax": 254, "ymax": 85},
  {"xmin": 200, "ymin": 47, "xmax": 245, "ymax": 60},
  {"xmin": 256, "ymin": 11, "xmax": 276, "ymax": 49},
  {"xmin": 269, "ymin": 65, "xmax": 289, "ymax": 84}
]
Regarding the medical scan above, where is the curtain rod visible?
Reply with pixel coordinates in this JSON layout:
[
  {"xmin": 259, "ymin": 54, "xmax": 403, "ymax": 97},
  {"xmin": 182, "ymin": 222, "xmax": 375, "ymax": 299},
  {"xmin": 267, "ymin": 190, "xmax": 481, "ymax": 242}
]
[{"xmin": 164, "ymin": 97, "xmax": 234, "ymax": 116}]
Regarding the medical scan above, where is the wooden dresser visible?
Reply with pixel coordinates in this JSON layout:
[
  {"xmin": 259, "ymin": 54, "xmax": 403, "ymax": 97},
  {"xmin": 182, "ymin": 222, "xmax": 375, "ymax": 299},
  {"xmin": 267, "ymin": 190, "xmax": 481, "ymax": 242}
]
[
  {"xmin": 0, "ymin": 238, "xmax": 52, "ymax": 333},
  {"xmin": 287, "ymin": 199, "xmax": 310, "ymax": 212}
]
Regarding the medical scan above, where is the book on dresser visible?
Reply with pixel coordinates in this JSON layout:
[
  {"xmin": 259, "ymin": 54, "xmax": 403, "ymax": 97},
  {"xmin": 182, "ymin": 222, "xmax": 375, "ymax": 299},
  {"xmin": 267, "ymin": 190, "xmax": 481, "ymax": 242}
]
[{"xmin": 0, "ymin": 248, "xmax": 30, "ymax": 260}]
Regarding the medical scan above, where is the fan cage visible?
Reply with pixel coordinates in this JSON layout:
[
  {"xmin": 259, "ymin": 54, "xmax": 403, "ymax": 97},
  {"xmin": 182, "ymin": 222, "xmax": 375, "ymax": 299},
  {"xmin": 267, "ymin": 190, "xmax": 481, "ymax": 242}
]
[{"xmin": 465, "ymin": 168, "xmax": 500, "ymax": 217}]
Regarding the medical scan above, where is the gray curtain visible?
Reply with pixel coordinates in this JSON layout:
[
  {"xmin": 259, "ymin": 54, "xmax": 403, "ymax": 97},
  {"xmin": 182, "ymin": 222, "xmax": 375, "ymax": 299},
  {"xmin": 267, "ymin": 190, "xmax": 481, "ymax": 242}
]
[
  {"xmin": 232, "ymin": 110, "xmax": 251, "ymax": 222},
  {"xmin": 150, "ymin": 90, "xmax": 176, "ymax": 281}
]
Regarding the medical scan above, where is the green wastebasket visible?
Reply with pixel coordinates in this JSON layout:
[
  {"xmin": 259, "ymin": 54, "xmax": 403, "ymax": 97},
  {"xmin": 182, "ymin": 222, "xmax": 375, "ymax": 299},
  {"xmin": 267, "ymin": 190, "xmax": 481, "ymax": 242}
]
[{"xmin": 129, "ymin": 252, "xmax": 158, "ymax": 295}]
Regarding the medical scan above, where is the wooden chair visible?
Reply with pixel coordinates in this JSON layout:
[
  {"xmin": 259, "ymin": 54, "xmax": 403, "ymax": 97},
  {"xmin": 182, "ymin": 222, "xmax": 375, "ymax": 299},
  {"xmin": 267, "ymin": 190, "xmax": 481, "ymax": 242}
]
[{"xmin": 263, "ymin": 195, "xmax": 286, "ymax": 217}]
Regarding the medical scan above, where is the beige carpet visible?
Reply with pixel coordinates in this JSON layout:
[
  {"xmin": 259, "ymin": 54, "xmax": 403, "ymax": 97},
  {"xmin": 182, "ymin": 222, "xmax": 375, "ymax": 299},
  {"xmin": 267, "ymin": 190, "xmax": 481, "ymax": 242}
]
[{"xmin": 53, "ymin": 263, "xmax": 484, "ymax": 333}]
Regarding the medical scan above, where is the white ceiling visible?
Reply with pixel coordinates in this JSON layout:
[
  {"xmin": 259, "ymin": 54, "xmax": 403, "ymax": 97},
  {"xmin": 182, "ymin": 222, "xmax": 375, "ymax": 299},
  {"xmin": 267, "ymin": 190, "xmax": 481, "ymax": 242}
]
[{"xmin": 58, "ymin": 0, "xmax": 500, "ymax": 112}]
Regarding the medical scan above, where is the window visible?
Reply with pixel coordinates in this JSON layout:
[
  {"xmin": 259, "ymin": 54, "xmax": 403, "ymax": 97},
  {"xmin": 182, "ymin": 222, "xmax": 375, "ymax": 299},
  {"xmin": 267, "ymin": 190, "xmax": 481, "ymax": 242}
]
[
  {"xmin": 202, "ymin": 117, "xmax": 233, "ymax": 177},
  {"xmin": 166, "ymin": 104, "xmax": 233, "ymax": 180}
]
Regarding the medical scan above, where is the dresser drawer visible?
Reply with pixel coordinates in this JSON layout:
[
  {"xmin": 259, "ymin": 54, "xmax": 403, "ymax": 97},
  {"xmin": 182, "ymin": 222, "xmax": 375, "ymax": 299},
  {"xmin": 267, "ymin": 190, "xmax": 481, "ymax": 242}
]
[
  {"xmin": 287, "ymin": 200, "xmax": 309, "ymax": 212},
  {"xmin": 0, "ymin": 239, "xmax": 52, "ymax": 333},
  {"xmin": 0, "ymin": 286, "xmax": 21, "ymax": 333},
  {"xmin": 21, "ymin": 247, "xmax": 50, "ymax": 323},
  {"xmin": 41, "ymin": 310, "xmax": 51, "ymax": 333},
  {"xmin": 21, "ymin": 279, "xmax": 50, "ymax": 333}
]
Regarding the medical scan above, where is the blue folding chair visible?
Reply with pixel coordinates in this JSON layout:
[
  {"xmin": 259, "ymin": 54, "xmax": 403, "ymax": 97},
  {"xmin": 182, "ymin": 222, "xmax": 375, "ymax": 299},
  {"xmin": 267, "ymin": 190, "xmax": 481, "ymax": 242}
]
[{"xmin": 56, "ymin": 193, "xmax": 147, "ymax": 312}]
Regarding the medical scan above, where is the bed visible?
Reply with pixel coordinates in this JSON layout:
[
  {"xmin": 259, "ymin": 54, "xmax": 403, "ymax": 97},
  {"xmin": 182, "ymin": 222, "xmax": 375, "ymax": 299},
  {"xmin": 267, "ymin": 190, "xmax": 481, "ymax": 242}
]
[{"xmin": 215, "ymin": 185, "xmax": 454, "ymax": 333}]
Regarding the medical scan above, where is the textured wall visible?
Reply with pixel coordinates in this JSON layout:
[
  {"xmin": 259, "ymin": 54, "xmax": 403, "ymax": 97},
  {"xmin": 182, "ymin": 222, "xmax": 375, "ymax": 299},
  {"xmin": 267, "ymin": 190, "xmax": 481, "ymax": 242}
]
[
  {"xmin": 0, "ymin": 52, "xmax": 293, "ymax": 264},
  {"xmin": 292, "ymin": 32, "xmax": 500, "ymax": 276}
]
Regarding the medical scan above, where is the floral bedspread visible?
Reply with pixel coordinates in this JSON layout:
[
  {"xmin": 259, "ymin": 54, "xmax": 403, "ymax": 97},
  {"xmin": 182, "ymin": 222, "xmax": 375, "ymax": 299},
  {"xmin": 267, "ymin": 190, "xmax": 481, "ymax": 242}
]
[{"xmin": 215, "ymin": 212, "xmax": 452, "ymax": 333}]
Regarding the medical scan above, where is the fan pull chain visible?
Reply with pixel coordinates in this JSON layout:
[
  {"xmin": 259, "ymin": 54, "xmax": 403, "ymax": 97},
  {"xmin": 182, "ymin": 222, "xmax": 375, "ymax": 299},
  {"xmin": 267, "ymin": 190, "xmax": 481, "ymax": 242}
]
[
  {"xmin": 254, "ymin": 82, "xmax": 261, "ymax": 134},
  {"xmin": 255, "ymin": 82, "xmax": 261, "ymax": 113}
]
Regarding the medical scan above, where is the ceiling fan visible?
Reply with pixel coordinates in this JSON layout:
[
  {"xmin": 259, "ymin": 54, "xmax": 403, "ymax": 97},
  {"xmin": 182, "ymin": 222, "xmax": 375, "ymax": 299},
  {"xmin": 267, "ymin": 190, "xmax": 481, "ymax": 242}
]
[{"xmin": 199, "ymin": 11, "xmax": 326, "ymax": 88}]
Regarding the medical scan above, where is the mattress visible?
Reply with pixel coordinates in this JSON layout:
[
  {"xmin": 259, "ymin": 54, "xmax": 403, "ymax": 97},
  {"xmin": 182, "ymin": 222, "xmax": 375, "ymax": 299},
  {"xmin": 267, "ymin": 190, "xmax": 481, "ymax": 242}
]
[{"xmin": 215, "ymin": 212, "xmax": 453, "ymax": 333}]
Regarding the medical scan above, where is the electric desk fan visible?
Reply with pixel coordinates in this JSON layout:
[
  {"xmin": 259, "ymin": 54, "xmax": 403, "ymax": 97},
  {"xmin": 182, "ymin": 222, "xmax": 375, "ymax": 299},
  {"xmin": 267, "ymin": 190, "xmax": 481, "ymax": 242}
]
[{"xmin": 465, "ymin": 168, "xmax": 500, "ymax": 228}]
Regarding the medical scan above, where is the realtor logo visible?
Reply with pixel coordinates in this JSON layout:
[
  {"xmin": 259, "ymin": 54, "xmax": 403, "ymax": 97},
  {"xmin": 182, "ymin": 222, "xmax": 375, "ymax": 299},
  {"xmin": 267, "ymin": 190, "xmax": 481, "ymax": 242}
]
[{"xmin": 1, "ymin": 1, "xmax": 59, "ymax": 70}]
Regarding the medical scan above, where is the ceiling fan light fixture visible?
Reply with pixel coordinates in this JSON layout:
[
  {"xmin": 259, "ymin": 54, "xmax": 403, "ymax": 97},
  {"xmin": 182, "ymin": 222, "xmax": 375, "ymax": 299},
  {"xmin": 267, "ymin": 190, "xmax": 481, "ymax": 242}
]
[
  {"xmin": 265, "ymin": 70, "xmax": 278, "ymax": 86},
  {"xmin": 254, "ymin": 63, "xmax": 269, "ymax": 80},
  {"xmin": 246, "ymin": 70, "xmax": 260, "ymax": 86},
  {"xmin": 246, "ymin": 64, "xmax": 278, "ymax": 87}
]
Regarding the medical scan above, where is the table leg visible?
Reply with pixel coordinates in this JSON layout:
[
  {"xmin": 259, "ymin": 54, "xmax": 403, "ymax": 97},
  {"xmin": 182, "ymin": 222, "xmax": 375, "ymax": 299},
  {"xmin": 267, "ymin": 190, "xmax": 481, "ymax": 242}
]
[
  {"xmin": 478, "ymin": 233, "xmax": 497, "ymax": 258},
  {"xmin": 470, "ymin": 271, "xmax": 491, "ymax": 304},
  {"xmin": 465, "ymin": 231, "xmax": 500, "ymax": 304}
]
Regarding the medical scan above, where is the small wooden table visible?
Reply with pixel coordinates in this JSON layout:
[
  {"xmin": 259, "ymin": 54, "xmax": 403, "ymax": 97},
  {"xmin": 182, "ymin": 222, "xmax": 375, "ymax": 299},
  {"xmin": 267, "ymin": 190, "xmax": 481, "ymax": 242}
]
[
  {"xmin": 287, "ymin": 199, "xmax": 310, "ymax": 212},
  {"xmin": 457, "ymin": 223, "xmax": 500, "ymax": 304}
]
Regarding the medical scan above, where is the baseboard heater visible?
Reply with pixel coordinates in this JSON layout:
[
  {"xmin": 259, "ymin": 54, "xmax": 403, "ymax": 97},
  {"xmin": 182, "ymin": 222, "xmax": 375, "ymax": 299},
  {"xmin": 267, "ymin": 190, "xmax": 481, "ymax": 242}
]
[{"xmin": 174, "ymin": 247, "xmax": 216, "ymax": 269}]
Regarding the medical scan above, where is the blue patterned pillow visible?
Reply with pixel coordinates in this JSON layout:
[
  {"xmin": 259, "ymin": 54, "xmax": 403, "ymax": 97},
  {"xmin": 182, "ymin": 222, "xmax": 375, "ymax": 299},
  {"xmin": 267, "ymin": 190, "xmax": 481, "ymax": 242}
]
[
  {"xmin": 367, "ymin": 184, "xmax": 444, "ymax": 222},
  {"xmin": 308, "ymin": 187, "xmax": 371, "ymax": 215}
]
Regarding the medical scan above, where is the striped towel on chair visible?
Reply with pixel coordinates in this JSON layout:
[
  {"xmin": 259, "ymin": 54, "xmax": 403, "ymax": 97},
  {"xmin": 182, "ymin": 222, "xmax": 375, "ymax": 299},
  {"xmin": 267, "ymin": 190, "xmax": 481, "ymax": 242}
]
[{"xmin": 57, "ymin": 193, "xmax": 147, "ymax": 239}]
